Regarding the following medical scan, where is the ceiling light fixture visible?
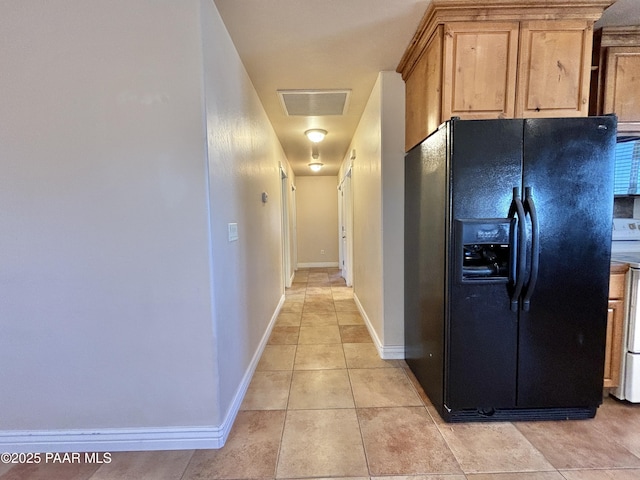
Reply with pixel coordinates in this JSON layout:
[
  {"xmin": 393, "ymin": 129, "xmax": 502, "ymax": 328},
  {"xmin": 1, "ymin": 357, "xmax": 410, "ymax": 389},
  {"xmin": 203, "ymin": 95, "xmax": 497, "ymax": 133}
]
[
  {"xmin": 305, "ymin": 129, "xmax": 327, "ymax": 143},
  {"xmin": 309, "ymin": 149, "xmax": 323, "ymax": 172}
]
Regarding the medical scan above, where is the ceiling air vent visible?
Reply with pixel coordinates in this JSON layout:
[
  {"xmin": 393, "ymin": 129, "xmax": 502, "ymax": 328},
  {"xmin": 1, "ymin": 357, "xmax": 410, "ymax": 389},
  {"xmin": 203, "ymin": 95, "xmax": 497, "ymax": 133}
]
[{"xmin": 277, "ymin": 89, "xmax": 351, "ymax": 116}]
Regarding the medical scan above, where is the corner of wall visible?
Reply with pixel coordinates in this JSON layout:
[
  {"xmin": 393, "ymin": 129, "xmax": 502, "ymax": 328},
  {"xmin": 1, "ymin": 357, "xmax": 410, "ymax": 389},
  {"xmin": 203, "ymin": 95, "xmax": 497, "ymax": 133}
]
[{"xmin": 380, "ymin": 70, "xmax": 406, "ymax": 350}]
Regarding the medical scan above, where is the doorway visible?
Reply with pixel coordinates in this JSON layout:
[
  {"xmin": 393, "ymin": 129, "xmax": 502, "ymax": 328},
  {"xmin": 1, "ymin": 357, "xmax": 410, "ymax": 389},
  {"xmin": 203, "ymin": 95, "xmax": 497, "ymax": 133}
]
[
  {"xmin": 339, "ymin": 166, "xmax": 353, "ymax": 286},
  {"xmin": 280, "ymin": 164, "xmax": 292, "ymax": 289}
]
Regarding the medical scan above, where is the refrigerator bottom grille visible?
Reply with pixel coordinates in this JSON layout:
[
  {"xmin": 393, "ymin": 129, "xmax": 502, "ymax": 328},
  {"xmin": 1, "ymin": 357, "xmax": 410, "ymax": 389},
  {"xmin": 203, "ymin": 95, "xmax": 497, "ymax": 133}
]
[{"xmin": 442, "ymin": 406, "xmax": 597, "ymax": 422}]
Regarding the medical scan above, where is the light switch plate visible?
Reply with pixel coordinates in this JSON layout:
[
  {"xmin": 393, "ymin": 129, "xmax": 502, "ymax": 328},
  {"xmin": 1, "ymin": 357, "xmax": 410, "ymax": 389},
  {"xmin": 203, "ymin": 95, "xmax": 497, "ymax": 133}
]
[{"xmin": 228, "ymin": 223, "xmax": 238, "ymax": 242}]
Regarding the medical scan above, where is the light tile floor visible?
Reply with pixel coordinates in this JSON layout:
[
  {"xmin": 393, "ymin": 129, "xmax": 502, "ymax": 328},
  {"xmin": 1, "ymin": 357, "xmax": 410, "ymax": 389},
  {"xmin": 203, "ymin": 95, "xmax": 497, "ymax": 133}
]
[{"xmin": 4, "ymin": 267, "xmax": 640, "ymax": 479}]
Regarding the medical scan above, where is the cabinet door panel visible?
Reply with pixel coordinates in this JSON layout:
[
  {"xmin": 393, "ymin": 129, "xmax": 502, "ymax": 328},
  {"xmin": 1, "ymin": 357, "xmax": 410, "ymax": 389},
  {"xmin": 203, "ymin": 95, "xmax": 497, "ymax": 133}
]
[
  {"xmin": 517, "ymin": 20, "xmax": 592, "ymax": 117},
  {"xmin": 405, "ymin": 56, "xmax": 428, "ymax": 151},
  {"xmin": 405, "ymin": 27, "xmax": 443, "ymax": 151},
  {"xmin": 604, "ymin": 47, "xmax": 640, "ymax": 123},
  {"xmin": 424, "ymin": 29, "xmax": 443, "ymax": 139},
  {"xmin": 442, "ymin": 22, "xmax": 518, "ymax": 120},
  {"xmin": 604, "ymin": 298, "xmax": 624, "ymax": 388}
]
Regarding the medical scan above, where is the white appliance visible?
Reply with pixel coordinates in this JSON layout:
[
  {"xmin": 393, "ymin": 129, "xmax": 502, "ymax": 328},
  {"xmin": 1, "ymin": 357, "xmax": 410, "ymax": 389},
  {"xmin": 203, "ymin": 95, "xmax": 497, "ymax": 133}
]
[{"xmin": 610, "ymin": 218, "xmax": 640, "ymax": 402}]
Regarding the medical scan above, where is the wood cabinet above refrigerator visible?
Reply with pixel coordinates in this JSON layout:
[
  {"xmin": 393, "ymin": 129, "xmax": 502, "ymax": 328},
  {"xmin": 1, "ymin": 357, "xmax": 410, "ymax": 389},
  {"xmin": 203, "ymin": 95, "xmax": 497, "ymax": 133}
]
[
  {"xmin": 397, "ymin": 0, "xmax": 613, "ymax": 152},
  {"xmin": 591, "ymin": 26, "xmax": 640, "ymax": 135}
]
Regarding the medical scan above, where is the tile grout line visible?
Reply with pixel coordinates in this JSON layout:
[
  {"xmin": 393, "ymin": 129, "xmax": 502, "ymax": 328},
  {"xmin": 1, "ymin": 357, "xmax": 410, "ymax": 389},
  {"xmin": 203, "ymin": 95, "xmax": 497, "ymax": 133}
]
[
  {"xmin": 273, "ymin": 276, "xmax": 307, "ymax": 479},
  {"xmin": 176, "ymin": 451, "xmax": 197, "ymax": 480},
  {"xmin": 339, "ymin": 279, "xmax": 372, "ymax": 478}
]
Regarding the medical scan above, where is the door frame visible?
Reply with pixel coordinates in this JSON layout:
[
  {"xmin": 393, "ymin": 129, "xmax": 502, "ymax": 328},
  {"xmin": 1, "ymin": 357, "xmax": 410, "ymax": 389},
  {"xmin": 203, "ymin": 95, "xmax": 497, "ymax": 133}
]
[
  {"xmin": 280, "ymin": 164, "xmax": 292, "ymax": 289},
  {"xmin": 339, "ymin": 162, "xmax": 353, "ymax": 286}
]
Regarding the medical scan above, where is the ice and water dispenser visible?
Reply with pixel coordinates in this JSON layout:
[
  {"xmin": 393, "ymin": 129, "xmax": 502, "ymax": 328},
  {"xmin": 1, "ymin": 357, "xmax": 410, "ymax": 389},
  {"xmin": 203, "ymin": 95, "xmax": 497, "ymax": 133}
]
[{"xmin": 455, "ymin": 219, "xmax": 515, "ymax": 283}]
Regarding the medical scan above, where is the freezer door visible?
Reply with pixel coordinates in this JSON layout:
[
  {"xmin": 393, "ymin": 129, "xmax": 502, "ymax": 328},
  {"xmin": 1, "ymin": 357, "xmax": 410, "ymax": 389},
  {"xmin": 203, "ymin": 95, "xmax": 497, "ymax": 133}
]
[
  {"xmin": 447, "ymin": 119, "xmax": 523, "ymax": 410},
  {"xmin": 517, "ymin": 116, "xmax": 616, "ymax": 408}
]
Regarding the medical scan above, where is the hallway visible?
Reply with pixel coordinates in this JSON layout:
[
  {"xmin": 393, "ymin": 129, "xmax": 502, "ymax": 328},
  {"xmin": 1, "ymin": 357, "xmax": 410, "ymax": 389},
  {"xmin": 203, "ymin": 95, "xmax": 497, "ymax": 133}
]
[{"xmin": 4, "ymin": 268, "xmax": 640, "ymax": 479}]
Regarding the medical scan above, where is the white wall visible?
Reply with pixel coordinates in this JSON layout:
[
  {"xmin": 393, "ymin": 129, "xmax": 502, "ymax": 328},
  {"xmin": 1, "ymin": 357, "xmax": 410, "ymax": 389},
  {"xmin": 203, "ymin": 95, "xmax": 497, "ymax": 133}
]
[
  {"xmin": 200, "ymin": 0, "xmax": 292, "ymax": 424},
  {"xmin": 295, "ymin": 176, "xmax": 339, "ymax": 267},
  {"xmin": 381, "ymin": 72, "xmax": 407, "ymax": 353},
  {"xmin": 0, "ymin": 0, "xmax": 290, "ymax": 451},
  {"xmin": 341, "ymin": 72, "xmax": 405, "ymax": 358}
]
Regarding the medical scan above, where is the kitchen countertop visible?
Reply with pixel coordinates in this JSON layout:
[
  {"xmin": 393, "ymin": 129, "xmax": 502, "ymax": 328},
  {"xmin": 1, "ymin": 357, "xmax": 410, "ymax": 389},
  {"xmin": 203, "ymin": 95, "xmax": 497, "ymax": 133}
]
[{"xmin": 611, "ymin": 261, "xmax": 630, "ymax": 274}]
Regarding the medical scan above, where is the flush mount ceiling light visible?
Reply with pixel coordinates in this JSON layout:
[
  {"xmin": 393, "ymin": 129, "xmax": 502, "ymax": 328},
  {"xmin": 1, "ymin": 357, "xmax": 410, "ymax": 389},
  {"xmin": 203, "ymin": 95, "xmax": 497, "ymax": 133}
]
[
  {"xmin": 309, "ymin": 150, "xmax": 323, "ymax": 172},
  {"xmin": 305, "ymin": 129, "xmax": 328, "ymax": 143}
]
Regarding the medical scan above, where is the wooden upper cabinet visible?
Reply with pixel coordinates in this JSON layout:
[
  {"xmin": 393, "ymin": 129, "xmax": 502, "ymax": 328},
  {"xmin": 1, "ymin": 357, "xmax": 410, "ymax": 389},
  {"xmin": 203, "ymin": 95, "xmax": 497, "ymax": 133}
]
[
  {"xmin": 604, "ymin": 47, "xmax": 640, "ymax": 124},
  {"xmin": 592, "ymin": 26, "xmax": 640, "ymax": 133},
  {"xmin": 397, "ymin": 0, "xmax": 613, "ymax": 151},
  {"xmin": 442, "ymin": 22, "xmax": 519, "ymax": 120},
  {"xmin": 405, "ymin": 26, "xmax": 443, "ymax": 150},
  {"xmin": 517, "ymin": 20, "xmax": 593, "ymax": 117}
]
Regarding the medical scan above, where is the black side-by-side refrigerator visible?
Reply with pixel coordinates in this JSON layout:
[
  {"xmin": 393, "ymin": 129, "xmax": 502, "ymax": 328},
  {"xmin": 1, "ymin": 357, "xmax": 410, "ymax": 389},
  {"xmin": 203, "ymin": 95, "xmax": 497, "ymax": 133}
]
[{"xmin": 405, "ymin": 116, "xmax": 616, "ymax": 421}]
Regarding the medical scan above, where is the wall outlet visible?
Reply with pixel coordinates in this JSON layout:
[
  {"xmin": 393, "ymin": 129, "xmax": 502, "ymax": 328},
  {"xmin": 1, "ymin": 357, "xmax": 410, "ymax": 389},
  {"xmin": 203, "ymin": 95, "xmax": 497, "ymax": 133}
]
[{"xmin": 320, "ymin": 249, "xmax": 325, "ymax": 255}]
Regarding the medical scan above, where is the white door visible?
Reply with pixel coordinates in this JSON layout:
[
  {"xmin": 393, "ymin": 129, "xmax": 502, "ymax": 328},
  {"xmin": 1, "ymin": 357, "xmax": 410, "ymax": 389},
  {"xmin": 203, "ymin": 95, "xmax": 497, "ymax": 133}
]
[
  {"xmin": 280, "ymin": 165, "xmax": 292, "ymax": 288},
  {"xmin": 340, "ymin": 169, "xmax": 353, "ymax": 286}
]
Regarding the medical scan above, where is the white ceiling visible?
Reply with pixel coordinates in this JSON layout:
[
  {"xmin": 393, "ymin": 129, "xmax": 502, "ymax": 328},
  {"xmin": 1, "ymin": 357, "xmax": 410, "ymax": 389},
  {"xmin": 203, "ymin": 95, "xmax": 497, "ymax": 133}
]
[{"xmin": 213, "ymin": 0, "xmax": 640, "ymax": 177}]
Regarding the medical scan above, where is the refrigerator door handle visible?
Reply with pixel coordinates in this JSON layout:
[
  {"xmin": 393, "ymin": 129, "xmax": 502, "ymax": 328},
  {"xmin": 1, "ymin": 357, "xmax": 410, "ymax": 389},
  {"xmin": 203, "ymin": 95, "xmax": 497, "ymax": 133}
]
[
  {"xmin": 522, "ymin": 187, "xmax": 540, "ymax": 312},
  {"xmin": 508, "ymin": 187, "xmax": 527, "ymax": 312}
]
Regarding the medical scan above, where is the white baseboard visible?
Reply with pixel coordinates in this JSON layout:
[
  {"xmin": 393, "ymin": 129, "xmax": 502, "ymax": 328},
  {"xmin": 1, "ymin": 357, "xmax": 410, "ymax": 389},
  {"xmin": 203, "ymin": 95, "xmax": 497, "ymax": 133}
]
[
  {"xmin": 0, "ymin": 426, "xmax": 225, "ymax": 453},
  {"xmin": 215, "ymin": 293, "xmax": 285, "ymax": 445},
  {"xmin": 297, "ymin": 262, "xmax": 339, "ymax": 268},
  {"xmin": 378, "ymin": 345, "xmax": 405, "ymax": 360},
  {"xmin": 0, "ymin": 294, "xmax": 287, "ymax": 453},
  {"xmin": 353, "ymin": 293, "xmax": 405, "ymax": 360}
]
